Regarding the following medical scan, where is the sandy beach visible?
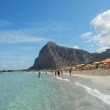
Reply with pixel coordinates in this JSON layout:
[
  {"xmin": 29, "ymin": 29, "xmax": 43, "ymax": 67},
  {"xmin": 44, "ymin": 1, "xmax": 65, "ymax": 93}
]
[
  {"xmin": 43, "ymin": 69, "xmax": 110, "ymax": 98},
  {"xmin": 61, "ymin": 68, "xmax": 110, "ymax": 86},
  {"xmin": 42, "ymin": 68, "xmax": 110, "ymax": 88},
  {"xmin": 73, "ymin": 74, "xmax": 110, "ymax": 86},
  {"xmin": 50, "ymin": 70, "xmax": 110, "ymax": 107}
]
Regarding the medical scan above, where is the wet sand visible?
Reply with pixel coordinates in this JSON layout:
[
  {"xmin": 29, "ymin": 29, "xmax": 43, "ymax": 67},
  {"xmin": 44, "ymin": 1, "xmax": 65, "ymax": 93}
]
[
  {"xmin": 63, "ymin": 71, "xmax": 110, "ymax": 96},
  {"xmin": 54, "ymin": 73, "xmax": 110, "ymax": 107},
  {"xmin": 45, "ymin": 70, "xmax": 110, "ymax": 95}
]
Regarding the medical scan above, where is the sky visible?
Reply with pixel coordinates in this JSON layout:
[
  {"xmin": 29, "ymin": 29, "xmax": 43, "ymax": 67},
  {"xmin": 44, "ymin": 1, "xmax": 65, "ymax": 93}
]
[{"xmin": 0, "ymin": 0, "xmax": 110, "ymax": 70}]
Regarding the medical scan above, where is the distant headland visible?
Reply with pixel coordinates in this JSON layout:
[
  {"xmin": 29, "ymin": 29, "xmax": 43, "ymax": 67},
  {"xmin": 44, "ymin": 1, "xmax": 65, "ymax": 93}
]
[{"xmin": 29, "ymin": 41, "xmax": 110, "ymax": 70}]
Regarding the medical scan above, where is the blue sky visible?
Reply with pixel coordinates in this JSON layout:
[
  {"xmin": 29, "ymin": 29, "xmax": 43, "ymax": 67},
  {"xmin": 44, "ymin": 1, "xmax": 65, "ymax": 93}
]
[{"xmin": 0, "ymin": 0, "xmax": 110, "ymax": 70}]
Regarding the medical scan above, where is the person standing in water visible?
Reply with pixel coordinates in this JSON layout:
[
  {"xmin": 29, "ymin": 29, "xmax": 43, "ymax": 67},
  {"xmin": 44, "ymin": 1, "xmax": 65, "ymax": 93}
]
[
  {"xmin": 45, "ymin": 71, "xmax": 47, "ymax": 74},
  {"xmin": 38, "ymin": 72, "xmax": 41, "ymax": 78}
]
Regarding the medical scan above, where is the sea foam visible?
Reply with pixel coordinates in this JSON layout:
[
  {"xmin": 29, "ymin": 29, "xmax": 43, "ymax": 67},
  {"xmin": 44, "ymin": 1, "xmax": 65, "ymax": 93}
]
[
  {"xmin": 75, "ymin": 82, "xmax": 110, "ymax": 105},
  {"xmin": 56, "ymin": 77, "xmax": 70, "ymax": 82}
]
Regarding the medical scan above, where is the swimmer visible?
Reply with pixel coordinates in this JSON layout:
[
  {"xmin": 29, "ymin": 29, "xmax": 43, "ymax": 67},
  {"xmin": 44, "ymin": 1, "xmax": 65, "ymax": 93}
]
[{"xmin": 38, "ymin": 72, "xmax": 41, "ymax": 78}]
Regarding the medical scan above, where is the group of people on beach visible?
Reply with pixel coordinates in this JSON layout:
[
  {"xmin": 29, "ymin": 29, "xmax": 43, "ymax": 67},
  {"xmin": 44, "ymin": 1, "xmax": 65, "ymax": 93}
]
[
  {"xmin": 55, "ymin": 69, "xmax": 62, "ymax": 76},
  {"xmin": 38, "ymin": 67, "xmax": 72, "ymax": 78},
  {"xmin": 37, "ymin": 58, "xmax": 110, "ymax": 78},
  {"xmin": 54, "ymin": 68, "xmax": 72, "ymax": 76}
]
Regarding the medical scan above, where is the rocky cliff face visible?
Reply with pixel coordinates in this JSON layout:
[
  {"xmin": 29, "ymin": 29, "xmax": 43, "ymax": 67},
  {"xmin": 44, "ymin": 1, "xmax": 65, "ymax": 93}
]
[{"xmin": 29, "ymin": 41, "xmax": 110, "ymax": 69}]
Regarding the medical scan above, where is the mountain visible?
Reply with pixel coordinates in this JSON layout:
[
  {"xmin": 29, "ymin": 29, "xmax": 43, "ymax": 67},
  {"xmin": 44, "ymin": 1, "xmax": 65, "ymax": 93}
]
[{"xmin": 29, "ymin": 41, "xmax": 110, "ymax": 69}]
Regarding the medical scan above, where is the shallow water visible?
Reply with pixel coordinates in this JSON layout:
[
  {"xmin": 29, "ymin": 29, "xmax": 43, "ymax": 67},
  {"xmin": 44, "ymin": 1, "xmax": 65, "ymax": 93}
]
[{"xmin": 0, "ymin": 72, "xmax": 110, "ymax": 110}]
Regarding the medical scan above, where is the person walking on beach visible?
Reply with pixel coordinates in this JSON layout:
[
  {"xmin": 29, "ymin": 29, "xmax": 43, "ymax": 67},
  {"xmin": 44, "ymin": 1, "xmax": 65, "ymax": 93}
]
[
  {"xmin": 55, "ymin": 70, "xmax": 57, "ymax": 76},
  {"xmin": 69, "ymin": 68, "xmax": 72, "ymax": 76},
  {"xmin": 60, "ymin": 69, "xmax": 62, "ymax": 75},
  {"xmin": 57, "ymin": 70, "xmax": 60, "ymax": 76},
  {"xmin": 38, "ymin": 72, "xmax": 41, "ymax": 78},
  {"xmin": 55, "ymin": 69, "xmax": 60, "ymax": 76}
]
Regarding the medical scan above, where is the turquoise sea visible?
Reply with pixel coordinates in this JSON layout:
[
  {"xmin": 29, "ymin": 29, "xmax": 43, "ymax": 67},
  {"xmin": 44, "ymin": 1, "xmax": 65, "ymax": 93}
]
[{"xmin": 0, "ymin": 72, "xmax": 110, "ymax": 110}]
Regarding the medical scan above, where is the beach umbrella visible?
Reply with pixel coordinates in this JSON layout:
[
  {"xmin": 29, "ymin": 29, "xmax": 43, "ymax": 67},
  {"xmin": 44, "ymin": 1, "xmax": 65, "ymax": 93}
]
[
  {"xmin": 76, "ymin": 65, "xmax": 81, "ymax": 67},
  {"xmin": 101, "ymin": 60, "xmax": 110, "ymax": 63},
  {"xmin": 105, "ymin": 58, "xmax": 110, "ymax": 61},
  {"xmin": 86, "ymin": 64, "xmax": 92, "ymax": 66},
  {"xmin": 80, "ymin": 64, "xmax": 85, "ymax": 66},
  {"xmin": 103, "ymin": 63, "xmax": 107, "ymax": 64},
  {"xmin": 93, "ymin": 62, "xmax": 101, "ymax": 64}
]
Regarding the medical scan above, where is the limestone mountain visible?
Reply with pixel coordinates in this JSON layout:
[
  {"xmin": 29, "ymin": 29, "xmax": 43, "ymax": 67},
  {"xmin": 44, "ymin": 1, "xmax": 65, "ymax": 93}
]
[{"xmin": 29, "ymin": 41, "xmax": 110, "ymax": 69}]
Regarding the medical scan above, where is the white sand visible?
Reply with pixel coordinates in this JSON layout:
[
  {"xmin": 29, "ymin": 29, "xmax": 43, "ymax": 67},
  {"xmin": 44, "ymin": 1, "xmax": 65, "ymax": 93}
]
[
  {"xmin": 73, "ymin": 74, "xmax": 110, "ymax": 86},
  {"xmin": 62, "ymin": 68, "xmax": 110, "ymax": 86}
]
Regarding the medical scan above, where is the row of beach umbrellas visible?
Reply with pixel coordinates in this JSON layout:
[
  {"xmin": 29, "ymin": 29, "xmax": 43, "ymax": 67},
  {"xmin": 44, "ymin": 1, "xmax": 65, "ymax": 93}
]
[
  {"xmin": 74, "ymin": 58, "xmax": 110, "ymax": 67},
  {"xmin": 93, "ymin": 58, "xmax": 110, "ymax": 64}
]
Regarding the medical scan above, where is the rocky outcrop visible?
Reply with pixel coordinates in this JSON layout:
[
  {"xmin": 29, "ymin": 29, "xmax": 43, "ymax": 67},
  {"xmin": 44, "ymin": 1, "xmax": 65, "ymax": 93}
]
[{"xmin": 29, "ymin": 41, "xmax": 110, "ymax": 69}]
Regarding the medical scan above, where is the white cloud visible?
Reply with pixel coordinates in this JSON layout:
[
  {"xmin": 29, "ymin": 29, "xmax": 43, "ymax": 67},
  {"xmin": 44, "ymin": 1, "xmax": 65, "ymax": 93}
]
[
  {"xmin": 0, "ymin": 20, "xmax": 71, "ymax": 44},
  {"xmin": 0, "ymin": 30, "xmax": 48, "ymax": 43},
  {"xmin": 18, "ymin": 46, "xmax": 35, "ymax": 50},
  {"xmin": 0, "ymin": 55, "xmax": 34, "ymax": 70},
  {"xmin": 72, "ymin": 45, "xmax": 79, "ymax": 49},
  {"xmin": 22, "ymin": 20, "xmax": 71, "ymax": 33},
  {"xmin": 81, "ymin": 10, "xmax": 110, "ymax": 52},
  {"xmin": 0, "ymin": 20, "xmax": 12, "ymax": 26},
  {"xmin": 81, "ymin": 32, "xmax": 94, "ymax": 42}
]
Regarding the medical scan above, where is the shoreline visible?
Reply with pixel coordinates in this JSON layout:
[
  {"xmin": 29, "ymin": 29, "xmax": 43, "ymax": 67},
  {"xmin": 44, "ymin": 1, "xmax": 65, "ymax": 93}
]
[
  {"xmin": 61, "ymin": 68, "xmax": 110, "ymax": 86},
  {"xmin": 73, "ymin": 74, "xmax": 110, "ymax": 86},
  {"xmin": 60, "ymin": 69, "xmax": 110, "ymax": 96},
  {"xmin": 62, "ymin": 72, "xmax": 110, "ymax": 96},
  {"xmin": 1, "ymin": 69, "xmax": 110, "ymax": 87}
]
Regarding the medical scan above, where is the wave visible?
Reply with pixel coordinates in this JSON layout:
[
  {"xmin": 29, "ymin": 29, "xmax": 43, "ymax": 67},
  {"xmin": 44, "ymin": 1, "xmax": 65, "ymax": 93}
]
[
  {"xmin": 75, "ymin": 82, "xmax": 110, "ymax": 105},
  {"xmin": 55, "ymin": 76, "xmax": 70, "ymax": 82}
]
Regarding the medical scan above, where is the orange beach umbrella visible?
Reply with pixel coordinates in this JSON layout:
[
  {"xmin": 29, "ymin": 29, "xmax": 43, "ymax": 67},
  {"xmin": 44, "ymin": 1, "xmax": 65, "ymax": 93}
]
[
  {"xmin": 101, "ymin": 60, "xmax": 110, "ymax": 63},
  {"xmin": 105, "ymin": 58, "xmax": 110, "ymax": 61}
]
